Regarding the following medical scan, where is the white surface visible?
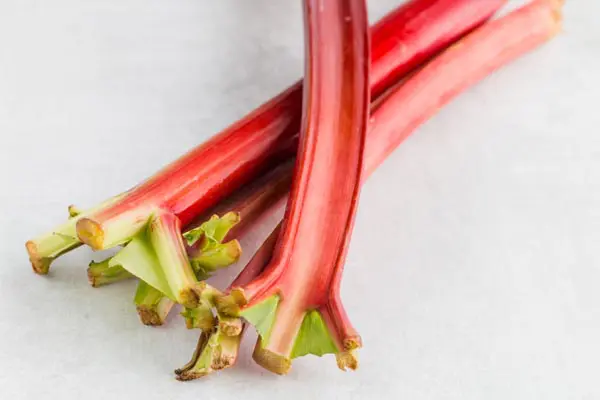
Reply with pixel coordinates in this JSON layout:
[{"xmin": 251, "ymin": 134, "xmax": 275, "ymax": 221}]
[{"xmin": 0, "ymin": 1, "xmax": 598, "ymax": 399}]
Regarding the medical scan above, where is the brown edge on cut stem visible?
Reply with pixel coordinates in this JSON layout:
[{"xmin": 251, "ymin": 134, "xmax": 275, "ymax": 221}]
[
  {"xmin": 219, "ymin": 318, "xmax": 243, "ymax": 336},
  {"xmin": 214, "ymin": 288, "xmax": 247, "ymax": 316},
  {"xmin": 336, "ymin": 350, "xmax": 359, "ymax": 371},
  {"xmin": 179, "ymin": 282, "xmax": 206, "ymax": 310},
  {"xmin": 175, "ymin": 332, "xmax": 209, "ymax": 378},
  {"xmin": 86, "ymin": 267, "xmax": 99, "ymax": 287},
  {"xmin": 137, "ymin": 305, "xmax": 165, "ymax": 326},
  {"xmin": 25, "ymin": 241, "xmax": 50, "ymax": 275},
  {"xmin": 252, "ymin": 340, "xmax": 292, "ymax": 375}
]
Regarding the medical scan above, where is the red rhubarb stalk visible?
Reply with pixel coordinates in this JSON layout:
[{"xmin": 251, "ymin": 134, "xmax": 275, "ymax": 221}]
[
  {"xmin": 219, "ymin": 0, "xmax": 371, "ymax": 375},
  {"xmin": 217, "ymin": 0, "xmax": 562, "ymax": 375},
  {"xmin": 26, "ymin": 0, "xmax": 506, "ymax": 282},
  {"xmin": 370, "ymin": 0, "xmax": 508, "ymax": 96},
  {"xmin": 365, "ymin": 0, "xmax": 563, "ymax": 176}
]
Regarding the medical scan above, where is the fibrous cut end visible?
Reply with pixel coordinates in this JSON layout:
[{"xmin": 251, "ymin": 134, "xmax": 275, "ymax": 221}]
[
  {"xmin": 87, "ymin": 259, "xmax": 134, "ymax": 287},
  {"xmin": 181, "ymin": 305, "xmax": 215, "ymax": 331},
  {"xmin": 219, "ymin": 317, "xmax": 243, "ymax": 337},
  {"xmin": 178, "ymin": 285, "xmax": 204, "ymax": 309},
  {"xmin": 137, "ymin": 305, "xmax": 166, "ymax": 327},
  {"xmin": 336, "ymin": 350, "xmax": 359, "ymax": 371},
  {"xmin": 76, "ymin": 218, "xmax": 105, "ymax": 250},
  {"xmin": 68, "ymin": 205, "xmax": 82, "ymax": 218},
  {"xmin": 252, "ymin": 339, "xmax": 292, "ymax": 375},
  {"xmin": 26, "ymin": 241, "xmax": 51, "ymax": 275},
  {"xmin": 215, "ymin": 288, "xmax": 247, "ymax": 316}
]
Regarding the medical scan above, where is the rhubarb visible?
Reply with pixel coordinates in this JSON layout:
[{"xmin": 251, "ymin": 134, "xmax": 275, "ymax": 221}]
[
  {"xmin": 216, "ymin": 0, "xmax": 371, "ymax": 375},
  {"xmin": 217, "ymin": 0, "xmax": 563, "ymax": 375},
  {"xmin": 22, "ymin": 0, "xmax": 518, "ymax": 379},
  {"xmin": 27, "ymin": 0, "xmax": 505, "ymax": 289}
]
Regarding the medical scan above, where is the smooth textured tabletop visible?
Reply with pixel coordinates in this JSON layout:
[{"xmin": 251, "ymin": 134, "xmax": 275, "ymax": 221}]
[{"xmin": 1, "ymin": 1, "xmax": 598, "ymax": 399}]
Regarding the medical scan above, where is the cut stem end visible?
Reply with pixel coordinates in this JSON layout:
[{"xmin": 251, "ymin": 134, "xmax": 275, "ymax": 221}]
[
  {"xmin": 336, "ymin": 350, "xmax": 359, "ymax": 371},
  {"xmin": 252, "ymin": 339, "xmax": 292, "ymax": 375},
  {"xmin": 76, "ymin": 218, "xmax": 105, "ymax": 250},
  {"xmin": 26, "ymin": 241, "xmax": 51, "ymax": 275},
  {"xmin": 215, "ymin": 288, "xmax": 247, "ymax": 316}
]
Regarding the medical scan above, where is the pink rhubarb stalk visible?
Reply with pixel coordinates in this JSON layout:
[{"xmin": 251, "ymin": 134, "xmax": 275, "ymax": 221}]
[
  {"xmin": 217, "ymin": 0, "xmax": 563, "ymax": 375},
  {"xmin": 219, "ymin": 0, "xmax": 371, "ymax": 375}
]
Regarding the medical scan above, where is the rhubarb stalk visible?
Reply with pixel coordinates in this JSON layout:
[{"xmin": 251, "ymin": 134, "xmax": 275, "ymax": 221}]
[
  {"xmin": 217, "ymin": 0, "xmax": 563, "ymax": 375},
  {"xmin": 218, "ymin": 0, "xmax": 371, "ymax": 375}
]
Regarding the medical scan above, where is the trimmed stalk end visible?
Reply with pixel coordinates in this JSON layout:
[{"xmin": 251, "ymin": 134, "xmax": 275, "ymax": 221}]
[
  {"xmin": 335, "ymin": 337, "xmax": 361, "ymax": 371},
  {"xmin": 175, "ymin": 370, "xmax": 210, "ymax": 381},
  {"xmin": 26, "ymin": 241, "xmax": 51, "ymax": 275},
  {"xmin": 134, "ymin": 281, "xmax": 175, "ymax": 325},
  {"xmin": 68, "ymin": 205, "xmax": 82, "ymax": 218},
  {"xmin": 215, "ymin": 288, "xmax": 247, "ymax": 316},
  {"xmin": 87, "ymin": 259, "xmax": 133, "ymax": 287},
  {"xmin": 87, "ymin": 267, "xmax": 100, "ymax": 287},
  {"xmin": 219, "ymin": 317, "xmax": 243, "ymax": 337},
  {"xmin": 252, "ymin": 338, "xmax": 292, "ymax": 375},
  {"xmin": 137, "ymin": 305, "xmax": 166, "ymax": 326},
  {"xmin": 76, "ymin": 218, "xmax": 105, "ymax": 250},
  {"xmin": 181, "ymin": 306, "xmax": 215, "ymax": 331},
  {"xmin": 179, "ymin": 282, "xmax": 206, "ymax": 309},
  {"xmin": 336, "ymin": 350, "xmax": 359, "ymax": 371},
  {"xmin": 179, "ymin": 290, "xmax": 200, "ymax": 310}
]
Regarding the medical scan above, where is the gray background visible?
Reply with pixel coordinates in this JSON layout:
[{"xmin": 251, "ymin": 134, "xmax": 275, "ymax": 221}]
[{"xmin": 1, "ymin": 0, "xmax": 598, "ymax": 399}]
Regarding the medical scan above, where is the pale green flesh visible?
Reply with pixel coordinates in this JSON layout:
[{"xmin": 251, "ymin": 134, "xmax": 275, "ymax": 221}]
[
  {"xmin": 181, "ymin": 305, "xmax": 214, "ymax": 329},
  {"xmin": 134, "ymin": 280, "xmax": 166, "ymax": 306},
  {"xmin": 191, "ymin": 241, "xmax": 240, "ymax": 278},
  {"xmin": 88, "ymin": 258, "xmax": 134, "ymax": 286},
  {"xmin": 242, "ymin": 295, "xmax": 340, "ymax": 359},
  {"xmin": 183, "ymin": 212, "xmax": 240, "ymax": 248},
  {"xmin": 34, "ymin": 218, "xmax": 81, "ymax": 259},
  {"xmin": 178, "ymin": 328, "xmax": 241, "ymax": 377},
  {"xmin": 194, "ymin": 335, "xmax": 218, "ymax": 372}
]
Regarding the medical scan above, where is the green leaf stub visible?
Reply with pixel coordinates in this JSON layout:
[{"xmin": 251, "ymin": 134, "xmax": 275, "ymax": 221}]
[
  {"xmin": 240, "ymin": 295, "xmax": 280, "ymax": 342},
  {"xmin": 291, "ymin": 310, "xmax": 339, "ymax": 359},
  {"xmin": 241, "ymin": 296, "xmax": 340, "ymax": 360},
  {"xmin": 183, "ymin": 212, "xmax": 240, "ymax": 247}
]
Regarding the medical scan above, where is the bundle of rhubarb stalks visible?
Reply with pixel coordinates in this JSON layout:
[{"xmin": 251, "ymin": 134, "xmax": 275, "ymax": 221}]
[{"xmin": 27, "ymin": 0, "xmax": 562, "ymax": 380}]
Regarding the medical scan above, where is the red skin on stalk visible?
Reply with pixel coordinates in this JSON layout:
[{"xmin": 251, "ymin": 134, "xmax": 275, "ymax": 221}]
[
  {"xmin": 28, "ymin": 0, "xmax": 506, "ymax": 276},
  {"xmin": 220, "ymin": 0, "xmax": 562, "ymax": 374},
  {"xmin": 74, "ymin": 0, "xmax": 507, "ymax": 251},
  {"xmin": 221, "ymin": 0, "xmax": 370, "ymax": 374}
]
